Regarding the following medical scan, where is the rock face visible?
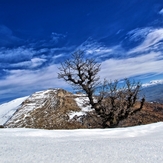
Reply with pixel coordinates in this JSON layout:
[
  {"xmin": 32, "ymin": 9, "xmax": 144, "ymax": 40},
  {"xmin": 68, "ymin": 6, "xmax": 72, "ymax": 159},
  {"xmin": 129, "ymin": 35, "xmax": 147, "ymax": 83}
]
[{"xmin": 4, "ymin": 89, "xmax": 85, "ymax": 129}]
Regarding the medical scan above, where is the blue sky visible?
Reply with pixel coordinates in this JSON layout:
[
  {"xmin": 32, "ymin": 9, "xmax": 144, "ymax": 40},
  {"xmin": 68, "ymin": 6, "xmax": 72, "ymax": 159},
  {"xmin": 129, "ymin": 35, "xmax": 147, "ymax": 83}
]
[{"xmin": 0, "ymin": 0, "xmax": 163, "ymax": 103}]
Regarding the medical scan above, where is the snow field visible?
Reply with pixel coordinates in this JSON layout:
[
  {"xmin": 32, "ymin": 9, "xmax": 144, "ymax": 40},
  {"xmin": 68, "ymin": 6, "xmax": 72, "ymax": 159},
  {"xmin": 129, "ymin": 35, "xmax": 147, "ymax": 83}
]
[{"xmin": 0, "ymin": 122, "xmax": 163, "ymax": 163}]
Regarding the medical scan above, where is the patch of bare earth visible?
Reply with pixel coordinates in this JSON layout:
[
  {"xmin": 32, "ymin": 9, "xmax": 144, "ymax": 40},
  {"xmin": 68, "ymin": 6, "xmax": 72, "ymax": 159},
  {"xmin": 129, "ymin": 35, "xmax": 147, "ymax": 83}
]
[{"xmin": 118, "ymin": 102, "xmax": 163, "ymax": 127}]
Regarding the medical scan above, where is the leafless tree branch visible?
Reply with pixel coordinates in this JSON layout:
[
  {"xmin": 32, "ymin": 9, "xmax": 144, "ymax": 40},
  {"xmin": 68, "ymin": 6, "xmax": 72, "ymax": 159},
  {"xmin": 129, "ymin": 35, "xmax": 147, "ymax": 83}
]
[{"xmin": 58, "ymin": 50, "xmax": 145, "ymax": 128}]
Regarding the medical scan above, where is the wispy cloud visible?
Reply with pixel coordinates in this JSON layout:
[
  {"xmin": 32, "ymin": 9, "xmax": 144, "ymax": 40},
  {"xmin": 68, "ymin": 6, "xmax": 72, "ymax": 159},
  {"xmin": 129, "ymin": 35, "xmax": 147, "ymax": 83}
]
[
  {"xmin": 128, "ymin": 28, "xmax": 163, "ymax": 54},
  {"xmin": 9, "ymin": 58, "xmax": 47, "ymax": 69},
  {"xmin": 51, "ymin": 32, "xmax": 66, "ymax": 44},
  {"xmin": 127, "ymin": 27, "xmax": 152, "ymax": 42},
  {"xmin": 0, "ymin": 46, "xmax": 49, "ymax": 73},
  {"xmin": 75, "ymin": 27, "xmax": 163, "ymax": 81},
  {"xmin": 78, "ymin": 38, "xmax": 124, "ymax": 60},
  {"xmin": 0, "ymin": 46, "xmax": 34, "ymax": 63},
  {"xmin": 0, "ymin": 45, "xmax": 73, "ymax": 70},
  {"xmin": 0, "ymin": 64, "xmax": 69, "ymax": 100},
  {"xmin": 100, "ymin": 52, "xmax": 163, "ymax": 80},
  {"xmin": 159, "ymin": 8, "xmax": 163, "ymax": 15},
  {"xmin": 1, "ymin": 65, "xmax": 58, "ymax": 87}
]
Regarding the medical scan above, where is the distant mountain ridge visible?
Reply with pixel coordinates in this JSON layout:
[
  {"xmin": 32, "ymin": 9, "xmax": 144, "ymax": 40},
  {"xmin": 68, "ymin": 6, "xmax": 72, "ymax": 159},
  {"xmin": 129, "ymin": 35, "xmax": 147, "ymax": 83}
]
[
  {"xmin": 141, "ymin": 83, "xmax": 163, "ymax": 103},
  {"xmin": 142, "ymin": 80, "xmax": 163, "ymax": 87}
]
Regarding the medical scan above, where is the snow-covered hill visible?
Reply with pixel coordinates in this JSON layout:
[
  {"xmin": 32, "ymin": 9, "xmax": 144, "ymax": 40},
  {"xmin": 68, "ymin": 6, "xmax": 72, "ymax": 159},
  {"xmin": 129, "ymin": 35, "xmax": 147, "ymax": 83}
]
[
  {"xmin": 0, "ymin": 96, "xmax": 28, "ymax": 125},
  {"xmin": 0, "ymin": 89, "xmax": 92, "ymax": 128},
  {"xmin": 0, "ymin": 122, "xmax": 163, "ymax": 163}
]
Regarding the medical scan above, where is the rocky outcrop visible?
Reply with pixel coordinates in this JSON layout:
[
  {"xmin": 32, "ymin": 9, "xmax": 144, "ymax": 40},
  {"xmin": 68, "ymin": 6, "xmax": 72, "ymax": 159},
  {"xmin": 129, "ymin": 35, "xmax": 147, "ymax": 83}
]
[{"xmin": 4, "ymin": 89, "xmax": 85, "ymax": 129}]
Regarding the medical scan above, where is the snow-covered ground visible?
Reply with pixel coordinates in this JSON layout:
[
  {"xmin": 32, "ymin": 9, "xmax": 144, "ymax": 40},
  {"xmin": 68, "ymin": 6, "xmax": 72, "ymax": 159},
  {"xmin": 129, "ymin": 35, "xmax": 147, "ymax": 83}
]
[
  {"xmin": 0, "ymin": 96, "xmax": 28, "ymax": 125},
  {"xmin": 0, "ymin": 122, "xmax": 163, "ymax": 163}
]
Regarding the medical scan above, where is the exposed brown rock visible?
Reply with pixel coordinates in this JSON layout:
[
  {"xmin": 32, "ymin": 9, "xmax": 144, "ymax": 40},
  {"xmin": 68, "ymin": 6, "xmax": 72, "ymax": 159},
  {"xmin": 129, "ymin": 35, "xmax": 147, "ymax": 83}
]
[{"xmin": 4, "ymin": 89, "xmax": 83, "ymax": 129}]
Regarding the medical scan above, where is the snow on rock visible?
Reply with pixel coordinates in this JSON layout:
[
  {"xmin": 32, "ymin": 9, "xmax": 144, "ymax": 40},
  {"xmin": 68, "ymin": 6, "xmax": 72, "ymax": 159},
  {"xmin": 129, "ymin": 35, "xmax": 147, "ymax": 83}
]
[
  {"xmin": 0, "ymin": 96, "xmax": 28, "ymax": 125},
  {"xmin": 19, "ymin": 89, "xmax": 58, "ymax": 112},
  {"xmin": 68, "ymin": 94, "xmax": 92, "ymax": 119},
  {"xmin": 143, "ymin": 79, "xmax": 163, "ymax": 87},
  {"xmin": 4, "ymin": 89, "xmax": 59, "ymax": 127},
  {"xmin": 4, "ymin": 88, "xmax": 83, "ymax": 129},
  {"xmin": 0, "ymin": 122, "xmax": 163, "ymax": 163}
]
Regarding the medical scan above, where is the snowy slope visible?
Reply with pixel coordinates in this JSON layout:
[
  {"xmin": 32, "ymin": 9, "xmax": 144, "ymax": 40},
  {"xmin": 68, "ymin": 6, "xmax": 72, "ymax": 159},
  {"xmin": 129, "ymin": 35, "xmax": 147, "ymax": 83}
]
[
  {"xmin": 5, "ymin": 89, "xmax": 58, "ymax": 127},
  {"xmin": 0, "ymin": 89, "xmax": 65, "ymax": 127},
  {"xmin": 0, "ymin": 122, "xmax": 163, "ymax": 163},
  {"xmin": 0, "ymin": 89, "xmax": 94, "ymax": 127},
  {"xmin": 142, "ymin": 79, "xmax": 163, "ymax": 87},
  {"xmin": 0, "ymin": 96, "xmax": 28, "ymax": 125},
  {"xmin": 69, "ymin": 94, "xmax": 92, "ymax": 119}
]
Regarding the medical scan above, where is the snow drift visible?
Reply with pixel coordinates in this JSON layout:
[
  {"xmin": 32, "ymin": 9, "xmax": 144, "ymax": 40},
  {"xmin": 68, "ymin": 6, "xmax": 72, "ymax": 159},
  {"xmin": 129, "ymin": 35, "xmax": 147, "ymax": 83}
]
[{"xmin": 0, "ymin": 122, "xmax": 163, "ymax": 163}]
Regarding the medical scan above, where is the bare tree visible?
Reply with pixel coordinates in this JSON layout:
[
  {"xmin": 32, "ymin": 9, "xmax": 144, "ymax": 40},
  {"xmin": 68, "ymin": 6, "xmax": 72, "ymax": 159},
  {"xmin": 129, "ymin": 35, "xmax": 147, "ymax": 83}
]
[
  {"xmin": 58, "ymin": 51, "xmax": 101, "ymax": 109},
  {"xmin": 58, "ymin": 51, "xmax": 145, "ymax": 128},
  {"xmin": 96, "ymin": 79, "xmax": 145, "ymax": 127}
]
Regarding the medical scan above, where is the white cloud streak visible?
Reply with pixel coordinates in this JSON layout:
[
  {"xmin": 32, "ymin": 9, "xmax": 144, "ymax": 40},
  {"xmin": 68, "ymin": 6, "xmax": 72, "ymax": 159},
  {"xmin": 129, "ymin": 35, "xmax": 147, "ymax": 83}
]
[
  {"xmin": 0, "ymin": 47, "xmax": 34, "ymax": 62},
  {"xmin": 1, "ymin": 65, "xmax": 59, "ymax": 87},
  {"xmin": 127, "ymin": 27, "xmax": 152, "ymax": 42},
  {"xmin": 100, "ymin": 52, "xmax": 163, "ymax": 80},
  {"xmin": 0, "ymin": 64, "xmax": 69, "ymax": 97},
  {"xmin": 9, "ymin": 58, "xmax": 47, "ymax": 68},
  {"xmin": 78, "ymin": 38, "xmax": 124, "ymax": 59},
  {"xmin": 128, "ymin": 28, "xmax": 163, "ymax": 54}
]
